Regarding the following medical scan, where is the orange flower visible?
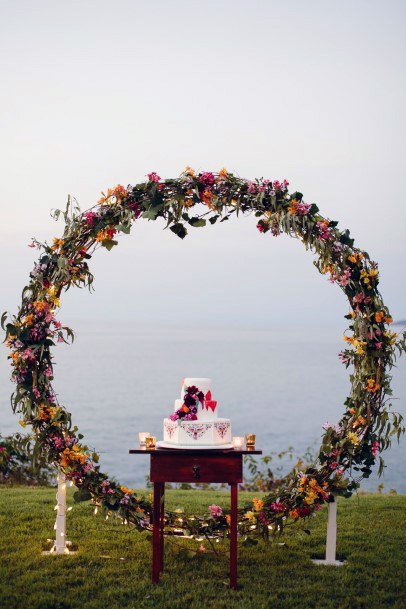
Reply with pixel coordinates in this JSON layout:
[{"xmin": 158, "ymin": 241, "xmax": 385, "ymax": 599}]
[
  {"xmin": 38, "ymin": 404, "xmax": 56, "ymax": 421},
  {"xmin": 252, "ymin": 498, "xmax": 264, "ymax": 511},
  {"xmin": 51, "ymin": 238, "xmax": 64, "ymax": 251},
  {"xmin": 366, "ymin": 378, "xmax": 381, "ymax": 393},
  {"xmin": 185, "ymin": 166, "xmax": 196, "ymax": 177},
  {"xmin": 113, "ymin": 184, "xmax": 126, "ymax": 198},
  {"xmin": 98, "ymin": 188, "xmax": 114, "ymax": 205},
  {"xmin": 22, "ymin": 313, "xmax": 35, "ymax": 326},
  {"xmin": 375, "ymin": 311, "xmax": 385, "ymax": 323},
  {"xmin": 226, "ymin": 515, "xmax": 231, "ymax": 525},
  {"xmin": 33, "ymin": 300, "xmax": 50, "ymax": 314},
  {"xmin": 289, "ymin": 509, "xmax": 300, "ymax": 519},
  {"xmin": 202, "ymin": 189, "xmax": 212, "ymax": 205},
  {"xmin": 288, "ymin": 199, "xmax": 298, "ymax": 214},
  {"xmin": 120, "ymin": 485, "xmax": 134, "ymax": 495},
  {"xmin": 385, "ymin": 315, "xmax": 393, "ymax": 324}
]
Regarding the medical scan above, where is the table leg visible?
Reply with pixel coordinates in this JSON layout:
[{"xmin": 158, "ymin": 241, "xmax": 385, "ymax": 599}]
[
  {"xmin": 159, "ymin": 482, "xmax": 165, "ymax": 572},
  {"xmin": 152, "ymin": 482, "xmax": 161, "ymax": 583},
  {"xmin": 230, "ymin": 483, "xmax": 238, "ymax": 589}
]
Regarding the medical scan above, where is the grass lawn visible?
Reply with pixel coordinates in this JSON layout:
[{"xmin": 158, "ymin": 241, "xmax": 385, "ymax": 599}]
[{"xmin": 0, "ymin": 487, "xmax": 405, "ymax": 609}]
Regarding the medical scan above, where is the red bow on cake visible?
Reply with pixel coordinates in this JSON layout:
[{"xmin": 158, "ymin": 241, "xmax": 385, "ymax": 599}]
[{"xmin": 204, "ymin": 391, "xmax": 217, "ymax": 413}]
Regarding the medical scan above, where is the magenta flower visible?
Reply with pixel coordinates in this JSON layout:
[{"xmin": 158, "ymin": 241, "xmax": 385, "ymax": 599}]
[
  {"xmin": 199, "ymin": 172, "xmax": 215, "ymax": 186},
  {"xmin": 147, "ymin": 172, "xmax": 161, "ymax": 183},
  {"xmin": 208, "ymin": 504, "xmax": 223, "ymax": 518},
  {"xmin": 270, "ymin": 502, "xmax": 286, "ymax": 513},
  {"xmin": 83, "ymin": 211, "xmax": 98, "ymax": 225},
  {"xmin": 371, "ymin": 441, "xmax": 379, "ymax": 456},
  {"xmin": 247, "ymin": 181, "xmax": 257, "ymax": 193}
]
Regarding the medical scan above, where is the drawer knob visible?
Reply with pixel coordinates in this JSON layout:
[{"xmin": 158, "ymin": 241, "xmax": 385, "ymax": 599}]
[{"xmin": 192, "ymin": 465, "xmax": 200, "ymax": 480}]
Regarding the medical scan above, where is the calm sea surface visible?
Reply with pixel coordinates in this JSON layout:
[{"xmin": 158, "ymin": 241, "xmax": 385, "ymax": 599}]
[{"xmin": 1, "ymin": 322, "xmax": 405, "ymax": 492}]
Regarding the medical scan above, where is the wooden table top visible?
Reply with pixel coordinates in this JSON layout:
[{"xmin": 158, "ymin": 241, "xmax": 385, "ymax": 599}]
[{"xmin": 129, "ymin": 446, "xmax": 262, "ymax": 455}]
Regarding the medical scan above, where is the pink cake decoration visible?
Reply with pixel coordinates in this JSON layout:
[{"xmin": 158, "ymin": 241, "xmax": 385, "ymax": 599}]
[
  {"xmin": 184, "ymin": 423, "xmax": 211, "ymax": 440},
  {"xmin": 214, "ymin": 421, "xmax": 230, "ymax": 438}
]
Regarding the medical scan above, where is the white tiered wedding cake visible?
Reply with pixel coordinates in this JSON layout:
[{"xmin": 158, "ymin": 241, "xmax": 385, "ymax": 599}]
[{"xmin": 162, "ymin": 378, "xmax": 232, "ymax": 447}]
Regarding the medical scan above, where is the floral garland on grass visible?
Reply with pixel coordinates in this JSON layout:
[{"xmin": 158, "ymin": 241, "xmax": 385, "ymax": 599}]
[{"xmin": 3, "ymin": 168, "xmax": 405, "ymax": 541}]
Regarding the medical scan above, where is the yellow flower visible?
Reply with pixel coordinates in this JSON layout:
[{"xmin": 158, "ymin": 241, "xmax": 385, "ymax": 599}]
[
  {"xmin": 218, "ymin": 167, "xmax": 228, "ymax": 177},
  {"xmin": 347, "ymin": 431, "xmax": 359, "ymax": 445},
  {"xmin": 383, "ymin": 331, "xmax": 397, "ymax": 345},
  {"xmin": 244, "ymin": 510, "xmax": 255, "ymax": 521},
  {"xmin": 252, "ymin": 498, "xmax": 264, "ymax": 512},
  {"xmin": 184, "ymin": 166, "xmax": 196, "ymax": 177}
]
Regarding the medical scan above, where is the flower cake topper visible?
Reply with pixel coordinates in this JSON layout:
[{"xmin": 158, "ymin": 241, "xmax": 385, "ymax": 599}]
[{"xmin": 169, "ymin": 385, "xmax": 204, "ymax": 421}]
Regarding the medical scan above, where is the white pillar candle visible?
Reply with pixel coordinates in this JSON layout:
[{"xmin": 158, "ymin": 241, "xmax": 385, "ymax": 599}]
[{"xmin": 232, "ymin": 436, "xmax": 244, "ymax": 449}]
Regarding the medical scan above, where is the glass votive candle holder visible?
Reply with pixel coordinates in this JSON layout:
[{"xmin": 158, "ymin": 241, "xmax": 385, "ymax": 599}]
[
  {"xmin": 139, "ymin": 432, "xmax": 151, "ymax": 446},
  {"xmin": 145, "ymin": 436, "xmax": 156, "ymax": 449},
  {"xmin": 232, "ymin": 436, "xmax": 245, "ymax": 449},
  {"xmin": 245, "ymin": 433, "xmax": 256, "ymax": 447}
]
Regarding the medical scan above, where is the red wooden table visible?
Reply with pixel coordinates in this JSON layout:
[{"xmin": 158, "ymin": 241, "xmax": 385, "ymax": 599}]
[{"xmin": 129, "ymin": 446, "xmax": 262, "ymax": 589}]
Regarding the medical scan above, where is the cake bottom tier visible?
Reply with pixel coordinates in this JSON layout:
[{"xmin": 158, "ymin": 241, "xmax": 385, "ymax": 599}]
[{"xmin": 163, "ymin": 418, "xmax": 232, "ymax": 445}]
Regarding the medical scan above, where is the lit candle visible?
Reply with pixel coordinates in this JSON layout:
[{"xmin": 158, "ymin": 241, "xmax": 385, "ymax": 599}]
[
  {"xmin": 145, "ymin": 436, "xmax": 156, "ymax": 449},
  {"xmin": 139, "ymin": 432, "xmax": 151, "ymax": 446},
  {"xmin": 245, "ymin": 433, "xmax": 256, "ymax": 447},
  {"xmin": 232, "ymin": 436, "xmax": 244, "ymax": 449}
]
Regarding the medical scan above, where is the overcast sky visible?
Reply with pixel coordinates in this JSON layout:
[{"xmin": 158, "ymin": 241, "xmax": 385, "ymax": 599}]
[{"xmin": 1, "ymin": 0, "xmax": 405, "ymax": 328}]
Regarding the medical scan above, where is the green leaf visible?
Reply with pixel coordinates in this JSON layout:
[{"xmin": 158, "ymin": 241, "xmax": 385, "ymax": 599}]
[
  {"xmin": 73, "ymin": 487, "xmax": 92, "ymax": 502},
  {"xmin": 309, "ymin": 203, "xmax": 319, "ymax": 215},
  {"xmin": 102, "ymin": 240, "xmax": 118, "ymax": 251},
  {"xmin": 209, "ymin": 215, "xmax": 219, "ymax": 224},
  {"xmin": 170, "ymin": 223, "xmax": 187, "ymax": 239},
  {"xmin": 188, "ymin": 217, "xmax": 206, "ymax": 228}
]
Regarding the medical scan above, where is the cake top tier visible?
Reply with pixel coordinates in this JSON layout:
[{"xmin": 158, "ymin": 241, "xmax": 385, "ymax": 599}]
[{"xmin": 181, "ymin": 377, "xmax": 212, "ymax": 398}]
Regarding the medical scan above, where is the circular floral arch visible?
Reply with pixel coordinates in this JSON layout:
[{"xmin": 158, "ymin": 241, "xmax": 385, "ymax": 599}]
[{"xmin": 3, "ymin": 168, "xmax": 405, "ymax": 538}]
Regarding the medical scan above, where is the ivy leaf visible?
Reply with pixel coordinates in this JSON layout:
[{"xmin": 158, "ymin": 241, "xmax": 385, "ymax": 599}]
[
  {"xmin": 188, "ymin": 217, "xmax": 206, "ymax": 228},
  {"xmin": 73, "ymin": 487, "xmax": 92, "ymax": 502},
  {"xmin": 209, "ymin": 215, "xmax": 219, "ymax": 224},
  {"xmin": 102, "ymin": 240, "xmax": 118, "ymax": 251},
  {"xmin": 170, "ymin": 223, "xmax": 187, "ymax": 239},
  {"xmin": 142, "ymin": 208, "xmax": 160, "ymax": 221},
  {"xmin": 309, "ymin": 203, "xmax": 319, "ymax": 215}
]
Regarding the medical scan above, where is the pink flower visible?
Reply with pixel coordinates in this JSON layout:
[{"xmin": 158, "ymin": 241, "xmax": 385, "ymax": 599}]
[
  {"xmin": 296, "ymin": 202, "xmax": 312, "ymax": 216},
  {"xmin": 147, "ymin": 172, "xmax": 161, "ymax": 183},
  {"xmin": 371, "ymin": 441, "xmax": 379, "ymax": 456},
  {"xmin": 256, "ymin": 222, "xmax": 265, "ymax": 233},
  {"xmin": 21, "ymin": 348, "xmax": 35, "ymax": 361},
  {"xmin": 169, "ymin": 412, "xmax": 179, "ymax": 421},
  {"xmin": 247, "ymin": 181, "xmax": 257, "ymax": 193},
  {"xmin": 83, "ymin": 211, "xmax": 98, "ymax": 225},
  {"xmin": 44, "ymin": 366, "xmax": 53, "ymax": 378},
  {"xmin": 375, "ymin": 342, "xmax": 383, "ymax": 349},
  {"xmin": 339, "ymin": 267, "xmax": 352, "ymax": 287},
  {"xmin": 330, "ymin": 461, "xmax": 338, "ymax": 470},
  {"xmin": 272, "ymin": 180, "xmax": 281, "ymax": 190},
  {"xmin": 208, "ymin": 504, "xmax": 223, "ymax": 518}
]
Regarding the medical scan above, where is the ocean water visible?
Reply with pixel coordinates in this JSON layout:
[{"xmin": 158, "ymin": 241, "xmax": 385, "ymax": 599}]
[{"xmin": 1, "ymin": 321, "xmax": 405, "ymax": 492}]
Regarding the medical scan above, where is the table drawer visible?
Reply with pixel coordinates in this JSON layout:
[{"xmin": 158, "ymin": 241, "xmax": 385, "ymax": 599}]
[{"xmin": 150, "ymin": 453, "xmax": 243, "ymax": 484}]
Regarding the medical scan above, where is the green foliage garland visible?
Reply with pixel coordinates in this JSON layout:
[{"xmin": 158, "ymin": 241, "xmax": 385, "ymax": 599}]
[{"xmin": 3, "ymin": 168, "xmax": 405, "ymax": 539}]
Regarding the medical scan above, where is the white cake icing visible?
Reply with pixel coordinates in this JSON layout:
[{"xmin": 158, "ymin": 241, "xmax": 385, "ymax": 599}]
[{"xmin": 163, "ymin": 378, "xmax": 232, "ymax": 446}]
